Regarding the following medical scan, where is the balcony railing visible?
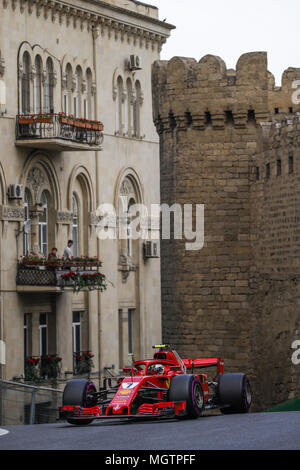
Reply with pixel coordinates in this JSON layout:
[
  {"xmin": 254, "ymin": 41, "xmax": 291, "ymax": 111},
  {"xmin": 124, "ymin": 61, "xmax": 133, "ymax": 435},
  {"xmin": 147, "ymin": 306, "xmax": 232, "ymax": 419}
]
[
  {"xmin": 15, "ymin": 113, "xmax": 104, "ymax": 151},
  {"xmin": 16, "ymin": 260, "xmax": 107, "ymax": 293}
]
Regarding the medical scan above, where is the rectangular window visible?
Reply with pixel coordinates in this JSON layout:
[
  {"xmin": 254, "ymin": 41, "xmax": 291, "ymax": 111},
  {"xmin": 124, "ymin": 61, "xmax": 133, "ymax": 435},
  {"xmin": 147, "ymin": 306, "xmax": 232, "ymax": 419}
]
[
  {"xmin": 64, "ymin": 94, "xmax": 68, "ymax": 114},
  {"xmin": 276, "ymin": 159, "xmax": 281, "ymax": 177},
  {"xmin": 72, "ymin": 311, "xmax": 81, "ymax": 354},
  {"xmin": 256, "ymin": 166, "xmax": 260, "ymax": 181},
  {"xmin": 128, "ymin": 309, "xmax": 134, "ymax": 355},
  {"xmin": 74, "ymin": 96, "xmax": 78, "ymax": 118},
  {"xmin": 83, "ymin": 99, "xmax": 88, "ymax": 119},
  {"xmin": 24, "ymin": 314, "xmax": 28, "ymax": 358},
  {"xmin": 266, "ymin": 163, "xmax": 270, "ymax": 180},
  {"xmin": 289, "ymin": 155, "xmax": 294, "ymax": 174},
  {"xmin": 39, "ymin": 223, "xmax": 48, "ymax": 257},
  {"xmin": 39, "ymin": 313, "xmax": 48, "ymax": 357}
]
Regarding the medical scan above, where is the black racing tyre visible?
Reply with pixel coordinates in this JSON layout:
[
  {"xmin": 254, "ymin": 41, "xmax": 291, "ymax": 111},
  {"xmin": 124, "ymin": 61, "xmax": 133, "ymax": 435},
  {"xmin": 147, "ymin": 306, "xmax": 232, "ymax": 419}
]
[
  {"xmin": 63, "ymin": 379, "xmax": 97, "ymax": 425},
  {"xmin": 218, "ymin": 373, "xmax": 252, "ymax": 414},
  {"xmin": 168, "ymin": 375, "xmax": 204, "ymax": 419}
]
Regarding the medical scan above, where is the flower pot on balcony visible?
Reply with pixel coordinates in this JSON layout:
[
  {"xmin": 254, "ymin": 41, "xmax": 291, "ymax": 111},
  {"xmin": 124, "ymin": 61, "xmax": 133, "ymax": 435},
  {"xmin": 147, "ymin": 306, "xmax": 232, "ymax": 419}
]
[
  {"xmin": 36, "ymin": 117, "xmax": 52, "ymax": 124},
  {"xmin": 85, "ymin": 123, "xmax": 92, "ymax": 129},
  {"xmin": 45, "ymin": 261, "xmax": 62, "ymax": 268},
  {"xmin": 59, "ymin": 117, "xmax": 69, "ymax": 125},
  {"xmin": 91, "ymin": 123, "xmax": 104, "ymax": 131},
  {"xmin": 74, "ymin": 121, "xmax": 85, "ymax": 128},
  {"xmin": 21, "ymin": 260, "xmax": 45, "ymax": 266},
  {"xmin": 19, "ymin": 118, "xmax": 34, "ymax": 124}
]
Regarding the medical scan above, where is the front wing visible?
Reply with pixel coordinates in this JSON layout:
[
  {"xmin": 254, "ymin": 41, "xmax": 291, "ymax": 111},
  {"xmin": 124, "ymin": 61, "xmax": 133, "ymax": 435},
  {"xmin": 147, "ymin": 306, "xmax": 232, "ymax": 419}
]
[{"xmin": 59, "ymin": 401, "xmax": 186, "ymax": 421}]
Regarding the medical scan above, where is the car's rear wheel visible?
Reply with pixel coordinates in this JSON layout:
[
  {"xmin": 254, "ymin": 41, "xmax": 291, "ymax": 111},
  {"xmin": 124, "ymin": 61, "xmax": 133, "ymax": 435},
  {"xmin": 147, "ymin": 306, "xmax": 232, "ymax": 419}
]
[
  {"xmin": 218, "ymin": 373, "xmax": 251, "ymax": 414},
  {"xmin": 63, "ymin": 379, "xmax": 97, "ymax": 425},
  {"xmin": 168, "ymin": 375, "xmax": 204, "ymax": 419}
]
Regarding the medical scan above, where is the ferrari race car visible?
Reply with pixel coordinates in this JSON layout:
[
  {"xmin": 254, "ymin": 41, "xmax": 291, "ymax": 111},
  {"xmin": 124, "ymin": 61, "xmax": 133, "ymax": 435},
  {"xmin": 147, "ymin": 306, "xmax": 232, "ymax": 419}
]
[{"xmin": 59, "ymin": 345, "xmax": 252, "ymax": 424}]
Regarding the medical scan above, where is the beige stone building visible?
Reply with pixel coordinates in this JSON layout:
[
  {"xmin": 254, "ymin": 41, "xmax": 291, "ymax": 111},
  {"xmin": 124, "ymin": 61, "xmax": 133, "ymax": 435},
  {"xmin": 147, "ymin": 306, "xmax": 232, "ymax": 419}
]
[{"xmin": 0, "ymin": 0, "xmax": 173, "ymax": 391}]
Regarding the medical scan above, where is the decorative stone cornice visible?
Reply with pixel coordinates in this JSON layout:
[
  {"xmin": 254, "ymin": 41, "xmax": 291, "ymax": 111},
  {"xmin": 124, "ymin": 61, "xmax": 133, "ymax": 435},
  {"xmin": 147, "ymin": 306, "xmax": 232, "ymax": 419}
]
[
  {"xmin": 2, "ymin": 0, "xmax": 173, "ymax": 51},
  {"xmin": 0, "ymin": 205, "xmax": 25, "ymax": 221},
  {"xmin": 154, "ymin": 109, "xmax": 270, "ymax": 133}
]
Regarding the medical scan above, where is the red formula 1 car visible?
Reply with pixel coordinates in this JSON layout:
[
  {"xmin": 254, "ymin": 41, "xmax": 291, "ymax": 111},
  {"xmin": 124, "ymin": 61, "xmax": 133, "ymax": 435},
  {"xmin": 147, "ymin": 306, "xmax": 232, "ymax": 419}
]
[{"xmin": 59, "ymin": 345, "xmax": 252, "ymax": 424}]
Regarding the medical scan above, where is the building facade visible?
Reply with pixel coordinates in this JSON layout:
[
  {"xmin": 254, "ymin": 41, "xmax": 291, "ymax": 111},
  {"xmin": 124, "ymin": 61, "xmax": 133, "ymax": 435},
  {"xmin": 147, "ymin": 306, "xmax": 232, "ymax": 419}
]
[
  {"xmin": 0, "ymin": 0, "xmax": 173, "ymax": 398},
  {"xmin": 152, "ymin": 52, "xmax": 300, "ymax": 410}
]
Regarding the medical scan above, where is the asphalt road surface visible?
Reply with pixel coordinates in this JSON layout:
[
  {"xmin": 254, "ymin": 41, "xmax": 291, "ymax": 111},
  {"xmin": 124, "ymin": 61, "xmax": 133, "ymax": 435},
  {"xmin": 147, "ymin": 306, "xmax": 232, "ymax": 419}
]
[{"xmin": 0, "ymin": 412, "xmax": 299, "ymax": 450}]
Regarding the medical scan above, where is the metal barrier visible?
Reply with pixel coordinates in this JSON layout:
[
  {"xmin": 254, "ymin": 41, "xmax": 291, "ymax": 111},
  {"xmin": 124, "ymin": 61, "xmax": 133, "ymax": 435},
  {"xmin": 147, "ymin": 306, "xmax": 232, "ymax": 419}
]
[
  {"xmin": 0, "ymin": 368, "xmax": 120, "ymax": 425},
  {"xmin": 0, "ymin": 379, "xmax": 63, "ymax": 425}
]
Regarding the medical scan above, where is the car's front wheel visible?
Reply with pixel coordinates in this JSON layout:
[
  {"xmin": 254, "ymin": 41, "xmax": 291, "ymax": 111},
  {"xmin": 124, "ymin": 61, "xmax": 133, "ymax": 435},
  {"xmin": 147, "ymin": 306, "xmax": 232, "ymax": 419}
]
[
  {"xmin": 62, "ymin": 379, "xmax": 97, "ymax": 425},
  {"xmin": 168, "ymin": 375, "xmax": 204, "ymax": 419}
]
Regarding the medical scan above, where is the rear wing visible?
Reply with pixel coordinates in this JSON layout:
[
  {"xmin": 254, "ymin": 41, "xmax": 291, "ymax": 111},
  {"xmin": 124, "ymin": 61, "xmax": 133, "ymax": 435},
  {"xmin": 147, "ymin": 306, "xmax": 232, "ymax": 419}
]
[{"xmin": 182, "ymin": 357, "xmax": 224, "ymax": 375}]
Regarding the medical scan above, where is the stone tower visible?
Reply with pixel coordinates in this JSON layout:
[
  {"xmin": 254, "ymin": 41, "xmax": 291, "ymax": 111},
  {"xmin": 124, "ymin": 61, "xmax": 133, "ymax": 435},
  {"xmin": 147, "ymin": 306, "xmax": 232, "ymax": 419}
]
[{"xmin": 152, "ymin": 52, "xmax": 300, "ymax": 409}]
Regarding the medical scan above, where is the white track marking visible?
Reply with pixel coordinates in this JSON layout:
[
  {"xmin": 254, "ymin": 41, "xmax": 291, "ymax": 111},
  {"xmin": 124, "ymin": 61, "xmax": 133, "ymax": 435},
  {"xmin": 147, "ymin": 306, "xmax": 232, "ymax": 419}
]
[{"xmin": 0, "ymin": 429, "xmax": 9, "ymax": 437}]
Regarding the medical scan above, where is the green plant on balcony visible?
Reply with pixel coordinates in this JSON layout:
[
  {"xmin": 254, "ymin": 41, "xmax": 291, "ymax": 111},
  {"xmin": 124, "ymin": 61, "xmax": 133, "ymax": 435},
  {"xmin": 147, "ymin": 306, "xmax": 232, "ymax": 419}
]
[
  {"xmin": 35, "ymin": 113, "xmax": 53, "ymax": 123},
  {"xmin": 75, "ymin": 351, "xmax": 94, "ymax": 375},
  {"xmin": 24, "ymin": 357, "xmax": 40, "ymax": 382},
  {"xmin": 20, "ymin": 255, "xmax": 46, "ymax": 266},
  {"xmin": 40, "ymin": 354, "xmax": 62, "ymax": 379},
  {"xmin": 60, "ymin": 271, "xmax": 107, "ymax": 293}
]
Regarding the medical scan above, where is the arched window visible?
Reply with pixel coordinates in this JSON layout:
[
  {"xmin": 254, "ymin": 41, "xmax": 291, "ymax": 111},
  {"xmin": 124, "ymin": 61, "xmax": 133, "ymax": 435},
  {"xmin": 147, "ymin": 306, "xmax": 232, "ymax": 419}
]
[
  {"xmin": 72, "ymin": 195, "xmax": 79, "ymax": 258},
  {"xmin": 74, "ymin": 66, "xmax": 83, "ymax": 118},
  {"xmin": 116, "ymin": 76, "xmax": 123, "ymax": 135},
  {"xmin": 119, "ymin": 176, "xmax": 142, "ymax": 263},
  {"xmin": 34, "ymin": 55, "xmax": 42, "ymax": 114},
  {"xmin": 127, "ymin": 197, "xmax": 136, "ymax": 258},
  {"xmin": 65, "ymin": 63, "xmax": 73, "ymax": 114},
  {"xmin": 39, "ymin": 191, "xmax": 48, "ymax": 256},
  {"xmin": 133, "ymin": 81, "xmax": 142, "ymax": 138},
  {"xmin": 44, "ymin": 57, "xmax": 54, "ymax": 113},
  {"xmin": 21, "ymin": 52, "xmax": 31, "ymax": 114},
  {"xmin": 23, "ymin": 189, "xmax": 32, "ymax": 255},
  {"xmin": 86, "ymin": 68, "xmax": 93, "ymax": 119},
  {"xmin": 126, "ymin": 79, "xmax": 133, "ymax": 138}
]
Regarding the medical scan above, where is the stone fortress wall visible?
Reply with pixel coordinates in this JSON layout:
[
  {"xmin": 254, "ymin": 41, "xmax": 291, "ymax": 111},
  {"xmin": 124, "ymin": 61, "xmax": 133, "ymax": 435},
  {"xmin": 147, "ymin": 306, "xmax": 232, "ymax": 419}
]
[{"xmin": 152, "ymin": 52, "xmax": 300, "ymax": 409}]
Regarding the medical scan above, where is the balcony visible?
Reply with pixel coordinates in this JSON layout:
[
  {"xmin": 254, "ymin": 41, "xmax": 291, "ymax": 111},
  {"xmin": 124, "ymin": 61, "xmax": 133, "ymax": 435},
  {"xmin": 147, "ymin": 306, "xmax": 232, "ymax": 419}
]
[
  {"xmin": 25, "ymin": 355, "xmax": 62, "ymax": 382},
  {"xmin": 16, "ymin": 258, "xmax": 107, "ymax": 294},
  {"xmin": 73, "ymin": 351, "xmax": 94, "ymax": 376},
  {"xmin": 15, "ymin": 114, "xmax": 104, "ymax": 151}
]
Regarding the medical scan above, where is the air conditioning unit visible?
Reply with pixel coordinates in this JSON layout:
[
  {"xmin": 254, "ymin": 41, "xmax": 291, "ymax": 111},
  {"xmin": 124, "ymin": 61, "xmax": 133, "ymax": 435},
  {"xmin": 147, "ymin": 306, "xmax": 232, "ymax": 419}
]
[
  {"xmin": 143, "ymin": 241, "xmax": 160, "ymax": 259},
  {"xmin": 128, "ymin": 55, "xmax": 142, "ymax": 71},
  {"xmin": 8, "ymin": 184, "xmax": 24, "ymax": 200}
]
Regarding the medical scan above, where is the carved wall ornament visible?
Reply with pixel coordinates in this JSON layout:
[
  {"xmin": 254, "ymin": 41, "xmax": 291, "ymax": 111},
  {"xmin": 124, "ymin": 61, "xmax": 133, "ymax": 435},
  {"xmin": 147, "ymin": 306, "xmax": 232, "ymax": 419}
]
[
  {"xmin": 61, "ymin": 72, "xmax": 67, "ymax": 89},
  {"xmin": 120, "ymin": 178, "xmax": 134, "ymax": 196},
  {"xmin": 89, "ymin": 212, "xmax": 102, "ymax": 226},
  {"xmin": 56, "ymin": 211, "xmax": 73, "ymax": 224},
  {"xmin": 27, "ymin": 167, "xmax": 45, "ymax": 198},
  {"xmin": 0, "ymin": 205, "xmax": 25, "ymax": 221},
  {"xmin": 81, "ymin": 79, "xmax": 87, "ymax": 94},
  {"xmin": 91, "ymin": 81, "xmax": 97, "ymax": 97}
]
